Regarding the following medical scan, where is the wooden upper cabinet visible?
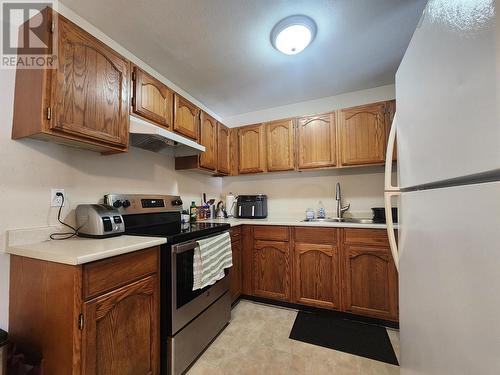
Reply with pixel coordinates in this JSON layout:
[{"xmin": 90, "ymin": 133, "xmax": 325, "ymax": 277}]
[
  {"xmin": 338, "ymin": 102, "xmax": 387, "ymax": 166},
  {"xmin": 252, "ymin": 240, "xmax": 290, "ymax": 301},
  {"xmin": 217, "ymin": 122, "xmax": 231, "ymax": 175},
  {"xmin": 294, "ymin": 243, "xmax": 340, "ymax": 309},
  {"xmin": 296, "ymin": 113, "xmax": 337, "ymax": 169},
  {"xmin": 173, "ymin": 94, "xmax": 200, "ymax": 140},
  {"xmin": 82, "ymin": 275, "xmax": 159, "ymax": 375},
  {"xmin": 229, "ymin": 128, "xmax": 240, "ymax": 176},
  {"xmin": 199, "ymin": 112, "xmax": 217, "ymax": 170},
  {"xmin": 132, "ymin": 66, "xmax": 173, "ymax": 129},
  {"xmin": 266, "ymin": 119, "xmax": 295, "ymax": 172},
  {"xmin": 51, "ymin": 15, "xmax": 130, "ymax": 148},
  {"xmin": 238, "ymin": 124, "xmax": 266, "ymax": 174},
  {"xmin": 12, "ymin": 10, "xmax": 131, "ymax": 153}
]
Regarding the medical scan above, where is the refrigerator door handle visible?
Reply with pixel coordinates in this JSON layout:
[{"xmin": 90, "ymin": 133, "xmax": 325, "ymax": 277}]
[
  {"xmin": 385, "ymin": 111, "xmax": 400, "ymax": 271},
  {"xmin": 385, "ymin": 191, "xmax": 400, "ymax": 272},
  {"xmin": 385, "ymin": 112, "xmax": 399, "ymax": 192}
]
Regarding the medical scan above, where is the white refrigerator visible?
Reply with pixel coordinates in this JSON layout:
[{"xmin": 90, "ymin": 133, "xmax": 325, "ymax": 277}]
[{"xmin": 384, "ymin": 1, "xmax": 500, "ymax": 374}]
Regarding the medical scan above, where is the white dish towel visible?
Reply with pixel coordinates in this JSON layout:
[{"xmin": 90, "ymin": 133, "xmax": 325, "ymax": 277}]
[{"xmin": 193, "ymin": 232, "xmax": 232, "ymax": 290}]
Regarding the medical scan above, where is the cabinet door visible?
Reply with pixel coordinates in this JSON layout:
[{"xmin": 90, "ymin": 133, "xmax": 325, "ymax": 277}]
[
  {"xmin": 217, "ymin": 122, "xmax": 230, "ymax": 175},
  {"xmin": 51, "ymin": 15, "xmax": 130, "ymax": 148},
  {"xmin": 342, "ymin": 245, "xmax": 398, "ymax": 320},
  {"xmin": 229, "ymin": 239, "xmax": 242, "ymax": 303},
  {"xmin": 132, "ymin": 66, "xmax": 173, "ymax": 129},
  {"xmin": 294, "ymin": 243, "xmax": 340, "ymax": 309},
  {"xmin": 338, "ymin": 102, "xmax": 387, "ymax": 166},
  {"xmin": 82, "ymin": 275, "xmax": 159, "ymax": 375},
  {"xmin": 266, "ymin": 119, "xmax": 295, "ymax": 171},
  {"xmin": 252, "ymin": 240, "xmax": 290, "ymax": 301},
  {"xmin": 173, "ymin": 94, "xmax": 200, "ymax": 140},
  {"xmin": 238, "ymin": 124, "xmax": 266, "ymax": 174},
  {"xmin": 199, "ymin": 112, "xmax": 217, "ymax": 170},
  {"xmin": 296, "ymin": 113, "xmax": 336, "ymax": 169}
]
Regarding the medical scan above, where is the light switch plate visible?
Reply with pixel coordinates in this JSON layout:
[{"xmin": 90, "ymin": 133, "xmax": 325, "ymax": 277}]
[{"xmin": 50, "ymin": 188, "xmax": 65, "ymax": 207}]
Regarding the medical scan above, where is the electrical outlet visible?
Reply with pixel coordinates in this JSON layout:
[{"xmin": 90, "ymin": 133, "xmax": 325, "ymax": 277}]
[{"xmin": 50, "ymin": 189, "xmax": 65, "ymax": 207}]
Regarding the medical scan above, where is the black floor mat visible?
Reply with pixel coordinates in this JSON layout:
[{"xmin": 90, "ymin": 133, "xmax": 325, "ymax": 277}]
[{"xmin": 289, "ymin": 311, "xmax": 399, "ymax": 365}]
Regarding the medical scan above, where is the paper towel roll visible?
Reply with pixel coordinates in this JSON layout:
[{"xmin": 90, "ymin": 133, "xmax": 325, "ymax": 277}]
[{"xmin": 225, "ymin": 193, "xmax": 236, "ymax": 218}]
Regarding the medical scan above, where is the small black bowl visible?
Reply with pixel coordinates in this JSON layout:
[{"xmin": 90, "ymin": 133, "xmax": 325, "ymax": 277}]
[{"xmin": 371, "ymin": 207, "xmax": 398, "ymax": 224}]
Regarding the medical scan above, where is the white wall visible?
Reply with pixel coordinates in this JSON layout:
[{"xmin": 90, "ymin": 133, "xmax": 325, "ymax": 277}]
[
  {"xmin": 223, "ymin": 167, "xmax": 389, "ymax": 219},
  {"xmin": 223, "ymin": 84, "xmax": 395, "ymax": 126}
]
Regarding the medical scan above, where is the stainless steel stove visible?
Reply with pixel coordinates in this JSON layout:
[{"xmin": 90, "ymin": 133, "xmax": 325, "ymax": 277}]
[{"xmin": 105, "ymin": 194, "xmax": 231, "ymax": 375}]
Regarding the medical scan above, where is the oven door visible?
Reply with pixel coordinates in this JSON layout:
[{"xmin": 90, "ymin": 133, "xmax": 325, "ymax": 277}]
[{"xmin": 171, "ymin": 234, "xmax": 229, "ymax": 334}]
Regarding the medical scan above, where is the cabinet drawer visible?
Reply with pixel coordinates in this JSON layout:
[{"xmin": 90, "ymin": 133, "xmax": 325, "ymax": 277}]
[
  {"xmin": 343, "ymin": 229, "xmax": 389, "ymax": 246},
  {"xmin": 294, "ymin": 227, "xmax": 337, "ymax": 244},
  {"xmin": 83, "ymin": 247, "xmax": 159, "ymax": 300},
  {"xmin": 253, "ymin": 226, "xmax": 289, "ymax": 241}
]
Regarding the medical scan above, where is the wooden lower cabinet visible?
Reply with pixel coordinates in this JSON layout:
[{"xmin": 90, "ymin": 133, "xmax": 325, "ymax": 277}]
[
  {"xmin": 229, "ymin": 238, "xmax": 243, "ymax": 303},
  {"xmin": 293, "ymin": 243, "xmax": 340, "ymax": 309},
  {"xmin": 82, "ymin": 275, "xmax": 159, "ymax": 375},
  {"xmin": 9, "ymin": 247, "xmax": 160, "ymax": 375},
  {"xmin": 252, "ymin": 240, "xmax": 290, "ymax": 301},
  {"xmin": 243, "ymin": 225, "xmax": 398, "ymax": 322},
  {"xmin": 342, "ymin": 244, "xmax": 398, "ymax": 321}
]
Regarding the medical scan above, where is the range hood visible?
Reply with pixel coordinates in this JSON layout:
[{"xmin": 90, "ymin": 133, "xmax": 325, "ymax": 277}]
[{"xmin": 129, "ymin": 115, "xmax": 205, "ymax": 156}]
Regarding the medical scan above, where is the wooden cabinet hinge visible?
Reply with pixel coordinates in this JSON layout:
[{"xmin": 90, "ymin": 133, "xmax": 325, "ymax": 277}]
[
  {"xmin": 50, "ymin": 21, "xmax": 55, "ymax": 33},
  {"xmin": 131, "ymin": 96, "xmax": 135, "ymax": 107},
  {"xmin": 78, "ymin": 313, "xmax": 84, "ymax": 330},
  {"xmin": 131, "ymin": 71, "xmax": 136, "ymax": 81},
  {"xmin": 46, "ymin": 107, "xmax": 52, "ymax": 120}
]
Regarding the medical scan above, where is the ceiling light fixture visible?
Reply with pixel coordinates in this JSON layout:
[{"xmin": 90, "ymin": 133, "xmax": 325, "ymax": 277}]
[{"xmin": 271, "ymin": 15, "xmax": 317, "ymax": 55}]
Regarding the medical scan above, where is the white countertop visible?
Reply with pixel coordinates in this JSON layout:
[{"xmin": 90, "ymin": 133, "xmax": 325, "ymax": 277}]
[
  {"xmin": 203, "ymin": 217, "xmax": 394, "ymax": 230},
  {"xmin": 4, "ymin": 217, "xmax": 394, "ymax": 266},
  {"xmin": 6, "ymin": 230, "xmax": 166, "ymax": 265}
]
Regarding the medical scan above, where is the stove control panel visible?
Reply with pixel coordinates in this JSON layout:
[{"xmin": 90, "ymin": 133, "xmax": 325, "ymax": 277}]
[
  {"xmin": 104, "ymin": 194, "xmax": 183, "ymax": 214},
  {"xmin": 142, "ymin": 199, "xmax": 165, "ymax": 208}
]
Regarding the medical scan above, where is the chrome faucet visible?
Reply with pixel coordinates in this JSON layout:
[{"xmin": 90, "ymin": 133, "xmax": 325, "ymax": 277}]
[{"xmin": 335, "ymin": 182, "xmax": 350, "ymax": 219}]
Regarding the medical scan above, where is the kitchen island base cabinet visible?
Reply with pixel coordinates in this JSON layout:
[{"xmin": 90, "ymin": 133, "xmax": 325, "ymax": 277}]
[{"xmin": 9, "ymin": 247, "xmax": 160, "ymax": 375}]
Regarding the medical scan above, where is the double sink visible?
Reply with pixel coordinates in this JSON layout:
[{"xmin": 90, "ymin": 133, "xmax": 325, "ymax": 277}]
[{"xmin": 302, "ymin": 217, "xmax": 376, "ymax": 224}]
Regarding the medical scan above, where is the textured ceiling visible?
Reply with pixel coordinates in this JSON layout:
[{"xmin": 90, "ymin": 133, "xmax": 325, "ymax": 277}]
[{"xmin": 60, "ymin": 0, "xmax": 427, "ymax": 117}]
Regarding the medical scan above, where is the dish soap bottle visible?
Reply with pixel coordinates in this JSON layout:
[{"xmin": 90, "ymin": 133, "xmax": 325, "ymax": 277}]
[
  {"xmin": 317, "ymin": 201, "xmax": 326, "ymax": 219},
  {"xmin": 190, "ymin": 201, "xmax": 197, "ymax": 222}
]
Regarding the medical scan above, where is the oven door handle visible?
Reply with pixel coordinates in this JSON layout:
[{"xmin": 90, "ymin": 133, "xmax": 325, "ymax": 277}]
[{"xmin": 172, "ymin": 241, "xmax": 198, "ymax": 254}]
